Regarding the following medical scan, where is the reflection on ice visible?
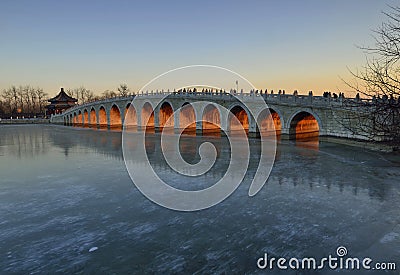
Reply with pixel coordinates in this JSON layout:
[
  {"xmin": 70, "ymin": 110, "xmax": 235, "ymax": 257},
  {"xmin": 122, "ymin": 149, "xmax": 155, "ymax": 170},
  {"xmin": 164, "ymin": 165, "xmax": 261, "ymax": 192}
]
[
  {"xmin": 0, "ymin": 125, "xmax": 399, "ymax": 273},
  {"xmin": 0, "ymin": 125, "xmax": 395, "ymax": 202}
]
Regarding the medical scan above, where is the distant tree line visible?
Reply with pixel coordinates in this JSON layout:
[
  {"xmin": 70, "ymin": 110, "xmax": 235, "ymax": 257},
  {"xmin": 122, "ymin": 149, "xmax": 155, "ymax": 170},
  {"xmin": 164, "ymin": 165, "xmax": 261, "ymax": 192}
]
[
  {"xmin": 101, "ymin": 83, "xmax": 132, "ymax": 99},
  {"xmin": 65, "ymin": 87, "xmax": 96, "ymax": 104},
  {"xmin": 66, "ymin": 84, "xmax": 133, "ymax": 104},
  {"xmin": 0, "ymin": 83, "xmax": 133, "ymax": 118},
  {"xmin": 0, "ymin": 86, "xmax": 48, "ymax": 118}
]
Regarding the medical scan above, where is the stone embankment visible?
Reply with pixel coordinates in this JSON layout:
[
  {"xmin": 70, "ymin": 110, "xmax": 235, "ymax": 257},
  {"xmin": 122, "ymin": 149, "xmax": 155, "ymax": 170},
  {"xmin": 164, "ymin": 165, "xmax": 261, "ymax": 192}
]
[{"xmin": 0, "ymin": 118, "xmax": 50, "ymax": 124}]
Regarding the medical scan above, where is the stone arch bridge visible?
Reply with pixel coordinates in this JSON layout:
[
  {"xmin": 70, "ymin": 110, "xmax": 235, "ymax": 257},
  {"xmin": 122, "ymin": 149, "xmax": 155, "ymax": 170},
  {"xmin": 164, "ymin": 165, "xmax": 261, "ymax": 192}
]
[{"xmin": 50, "ymin": 91, "xmax": 364, "ymax": 140}]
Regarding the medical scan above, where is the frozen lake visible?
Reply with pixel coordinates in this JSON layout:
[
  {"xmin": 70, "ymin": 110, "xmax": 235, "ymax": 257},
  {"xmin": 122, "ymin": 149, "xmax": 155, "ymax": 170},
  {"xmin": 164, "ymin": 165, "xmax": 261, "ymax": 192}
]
[{"xmin": 0, "ymin": 125, "xmax": 399, "ymax": 274}]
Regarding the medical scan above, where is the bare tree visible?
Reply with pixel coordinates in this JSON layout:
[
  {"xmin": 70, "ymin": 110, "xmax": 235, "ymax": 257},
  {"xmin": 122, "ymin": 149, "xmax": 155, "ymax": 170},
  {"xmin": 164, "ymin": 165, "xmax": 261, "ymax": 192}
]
[
  {"xmin": 1, "ymin": 86, "xmax": 19, "ymax": 115},
  {"xmin": 23, "ymin": 86, "xmax": 32, "ymax": 114},
  {"xmin": 11, "ymin": 86, "xmax": 18, "ymax": 113},
  {"xmin": 117, "ymin": 83, "xmax": 129, "ymax": 97},
  {"xmin": 2, "ymin": 88, "xmax": 14, "ymax": 114},
  {"xmin": 0, "ymin": 100, "xmax": 4, "ymax": 117},
  {"xmin": 342, "ymin": 6, "xmax": 400, "ymax": 146},
  {"xmin": 66, "ymin": 86, "xmax": 94, "ymax": 104},
  {"xmin": 101, "ymin": 90, "xmax": 117, "ymax": 99},
  {"xmin": 35, "ymin": 87, "xmax": 47, "ymax": 114},
  {"xmin": 30, "ymin": 87, "xmax": 37, "ymax": 113},
  {"xmin": 17, "ymin": 86, "xmax": 25, "ymax": 113},
  {"xmin": 1, "ymin": 86, "xmax": 48, "ymax": 116}
]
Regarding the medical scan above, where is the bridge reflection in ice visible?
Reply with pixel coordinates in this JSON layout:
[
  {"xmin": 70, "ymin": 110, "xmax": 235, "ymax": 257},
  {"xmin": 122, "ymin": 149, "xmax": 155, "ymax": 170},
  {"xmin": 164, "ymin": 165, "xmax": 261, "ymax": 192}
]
[{"xmin": 0, "ymin": 124, "xmax": 391, "ymax": 201}]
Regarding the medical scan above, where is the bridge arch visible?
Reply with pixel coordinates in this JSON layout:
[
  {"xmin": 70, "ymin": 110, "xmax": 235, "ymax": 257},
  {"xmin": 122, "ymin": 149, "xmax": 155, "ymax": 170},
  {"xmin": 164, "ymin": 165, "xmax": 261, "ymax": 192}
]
[
  {"xmin": 124, "ymin": 103, "xmax": 137, "ymax": 127},
  {"xmin": 159, "ymin": 101, "xmax": 174, "ymax": 129},
  {"xmin": 77, "ymin": 110, "xmax": 83, "ymax": 125},
  {"xmin": 141, "ymin": 102, "xmax": 155, "ymax": 130},
  {"xmin": 288, "ymin": 109, "xmax": 321, "ymax": 140},
  {"xmin": 228, "ymin": 104, "xmax": 250, "ymax": 132},
  {"xmin": 179, "ymin": 102, "xmax": 196, "ymax": 133},
  {"xmin": 98, "ymin": 106, "xmax": 107, "ymax": 127},
  {"xmin": 110, "ymin": 104, "xmax": 122, "ymax": 127},
  {"xmin": 73, "ymin": 112, "xmax": 77, "ymax": 126},
  {"xmin": 257, "ymin": 107, "xmax": 283, "ymax": 136},
  {"xmin": 53, "ymin": 95, "xmax": 334, "ymax": 138},
  {"xmin": 83, "ymin": 109, "xmax": 89, "ymax": 126},
  {"xmin": 202, "ymin": 104, "xmax": 221, "ymax": 134},
  {"xmin": 90, "ymin": 107, "xmax": 96, "ymax": 126}
]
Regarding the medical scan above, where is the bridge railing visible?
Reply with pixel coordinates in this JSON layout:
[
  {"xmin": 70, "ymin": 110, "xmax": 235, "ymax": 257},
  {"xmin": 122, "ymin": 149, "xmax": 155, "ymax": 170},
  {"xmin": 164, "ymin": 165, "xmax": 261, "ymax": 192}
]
[{"xmin": 133, "ymin": 89, "xmax": 369, "ymax": 104}]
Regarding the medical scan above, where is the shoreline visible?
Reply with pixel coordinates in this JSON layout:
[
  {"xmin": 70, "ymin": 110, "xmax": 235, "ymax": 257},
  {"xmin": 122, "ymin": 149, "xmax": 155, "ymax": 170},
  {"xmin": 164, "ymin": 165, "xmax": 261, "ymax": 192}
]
[
  {"xmin": 319, "ymin": 136, "xmax": 399, "ymax": 153},
  {"xmin": 0, "ymin": 119, "xmax": 50, "ymax": 124}
]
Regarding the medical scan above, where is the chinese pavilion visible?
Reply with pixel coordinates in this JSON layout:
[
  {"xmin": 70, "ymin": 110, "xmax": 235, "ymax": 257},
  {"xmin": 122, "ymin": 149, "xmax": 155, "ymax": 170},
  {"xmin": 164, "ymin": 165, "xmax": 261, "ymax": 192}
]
[{"xmin": 46, "ymin": 88, "xmax": 77, "ymax": 115}]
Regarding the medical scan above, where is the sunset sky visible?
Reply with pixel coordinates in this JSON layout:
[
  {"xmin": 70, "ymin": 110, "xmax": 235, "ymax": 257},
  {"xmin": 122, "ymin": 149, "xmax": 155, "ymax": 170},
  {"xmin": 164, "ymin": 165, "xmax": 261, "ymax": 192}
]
[{"xmin": 0, "ymin": 0, "xmax": 397, "ymax": 96}]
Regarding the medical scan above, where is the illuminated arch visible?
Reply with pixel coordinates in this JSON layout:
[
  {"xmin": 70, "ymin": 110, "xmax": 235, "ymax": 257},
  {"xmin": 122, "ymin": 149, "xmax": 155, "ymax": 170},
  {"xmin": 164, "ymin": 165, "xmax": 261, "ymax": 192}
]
[
  {"xmin": 202, "ymin": 104, "xmax": 221, "ymax": 135},
  {"xmin": 83, "ymin": 109, "xmax": 89, "ymax": 126},
  {"xmin": 141, "ymin": 102, "xmax": 154, "ymax": 130},
  {"xmin": 179, "ymin": 102, "xmax": 196, "ymax": 134},
  {"xmin": 110, "ymin": 104, "xmax": 122, "ymax": 128},
  {"xmin": 124, "ymin": 103, "xmax": 137, "ymax": 128},
  {"xmin": 288, "ymin": 110, "xmax": 320, "ymax": 140},
  {"xmin": 229, "ymin": 105, "xmax": 249, "ymax": 132},
  {"xmin": 77, "ymin": 111, "xmax": 83, "ymax": 126},
  {"xmin": 257, "ymin": 108, "xmax": 282, "ymax": 137},
  {"xmin": 90, "ymin": 108, "xmax": 96, "ymax": 126},
  {"xmin": 159, "ymin": 101, "xmax": 174, "ymax": 129},
  {"xmin": 73, "ymin": 112, "xmax": 77, "ymax": 126},
  {"xmin": 98, "ymin": 106, "xmax": 107, "ymax": 126}
]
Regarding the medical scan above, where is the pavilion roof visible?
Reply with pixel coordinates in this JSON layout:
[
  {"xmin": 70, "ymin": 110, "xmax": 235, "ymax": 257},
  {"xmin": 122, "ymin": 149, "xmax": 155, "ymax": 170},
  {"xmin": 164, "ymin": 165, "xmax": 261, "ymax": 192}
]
[{"xmin": 48, "ymin": 88, "xmax": 78, "ymax": 103}]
